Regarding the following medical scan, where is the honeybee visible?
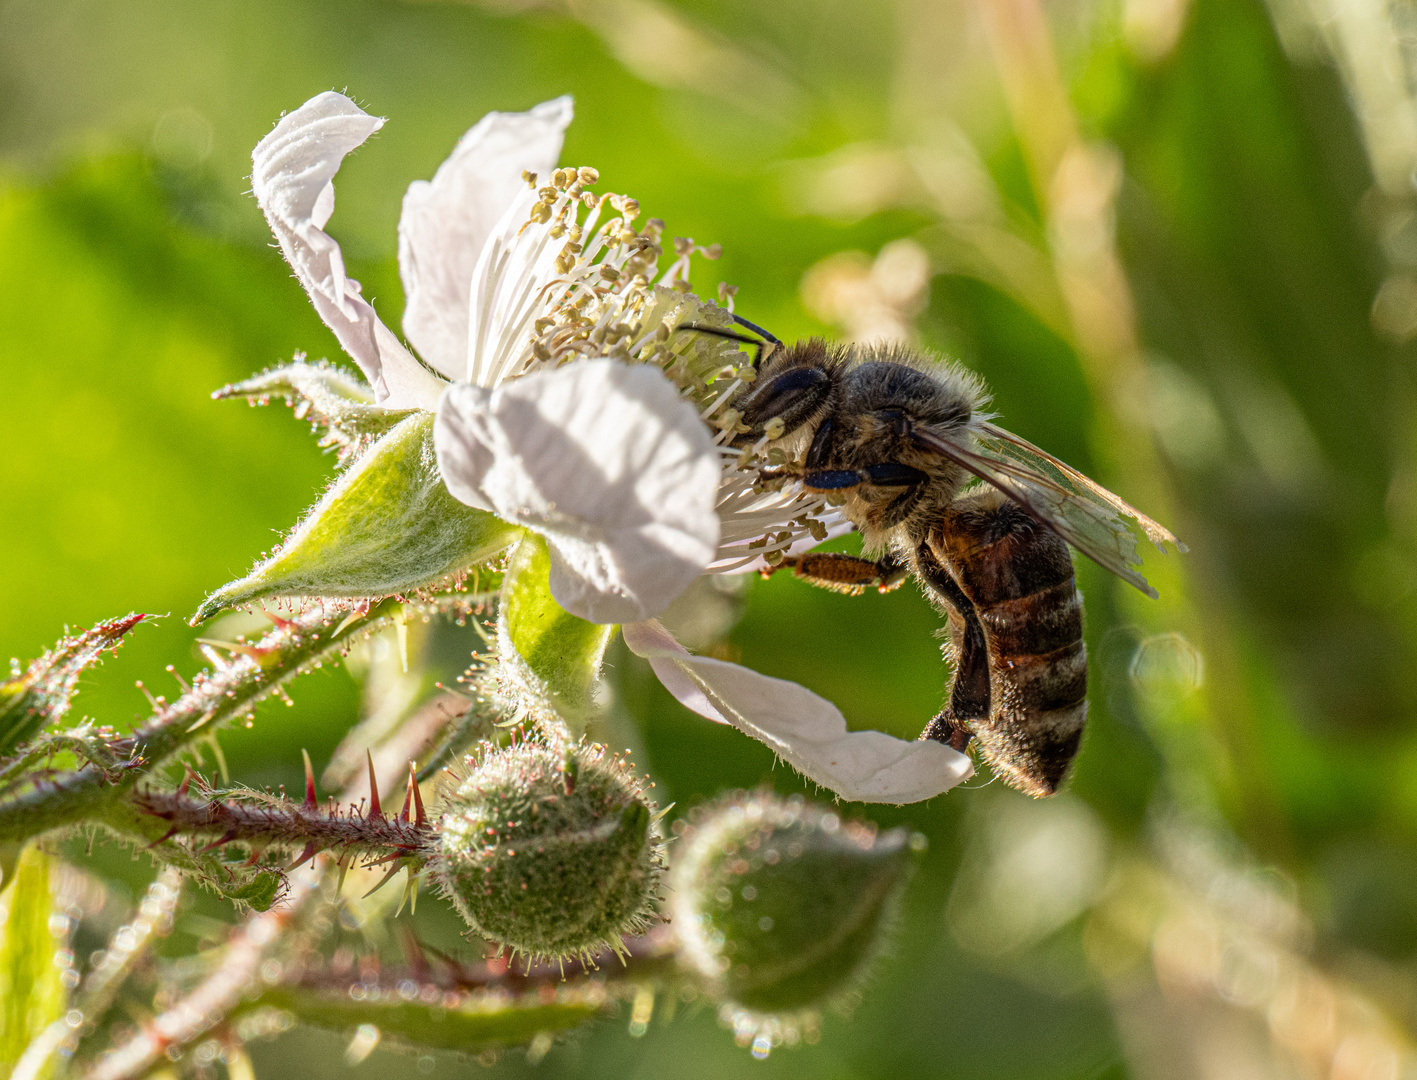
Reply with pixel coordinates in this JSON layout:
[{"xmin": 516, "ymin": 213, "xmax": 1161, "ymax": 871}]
[{"xmin": 689, "ymin": 317, "xmax": 1183, "ymax": 798}]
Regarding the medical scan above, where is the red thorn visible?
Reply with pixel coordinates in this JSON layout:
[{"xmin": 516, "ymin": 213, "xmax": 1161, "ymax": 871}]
[
  {"xmin": 177, "ymin": 764, "xmax": 193, "ymax": 797},
  {"xmin": 411, "ymin": 765, "xmax": 427, "ymax": 828},
  {"xmin": 147, "ymin": 825, "xmax": 180, "ymax": 849},
  {"xmin": 366, "ymin": 751, "xmax": 382, "ymax": 820},
  {"xmin": 362, "ymin": 849, "xmax": 411, "ymax": 868},
  {"xmin": 302, "ymin": 749, "xmax": 317, "ymax": 810},
  {"xmin": 399, "ymin": 766, "xmax": 414, "ymax": 824},
  {"xmin": 361, "ymin": 861, "xmax": 404, "ymax": 899},
  {"xmin": 288, "ymin": 841, "xmax": 318, "ymax": 870},
  {"xmin": 260, "ymin": 605, "xmax": 300, "ymax": 632},
  {"xmin": 197, "ymin": 829, "xmax": 239, "ymax": 854}
]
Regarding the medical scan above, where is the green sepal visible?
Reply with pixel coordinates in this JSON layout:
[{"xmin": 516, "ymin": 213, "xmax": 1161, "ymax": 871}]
[
  {"xmin": 221, "ymin": 869, "xmax": 281, "ymax": 912},
  {"xmin": 0, "ymin": 845, "xmax": 66, "ymax": 1080},
  {"xmin": 497, "ymin": 536, "xmax": 615, "ymax": 726},
  {"xmin": 0, "ymin": 614, "xmax": 145, "ymax": 753},
  {"xmin": 194, "ymin": 413, "xmax": 523, "ymax": 623},
  {"xmin": 213, "ymin": 360, "xmax": 413, "ymax": 466}
]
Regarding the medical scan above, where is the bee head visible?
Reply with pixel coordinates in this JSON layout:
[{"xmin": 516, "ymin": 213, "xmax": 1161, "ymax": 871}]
[{"xmin": 730, "ymin": 338, "xmax": 847, "ymax": 447}]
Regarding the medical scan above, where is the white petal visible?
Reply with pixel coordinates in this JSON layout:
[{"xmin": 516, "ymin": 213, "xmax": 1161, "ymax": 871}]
[
  {"xmin": 431, "ymin": 382, "xmax": 496, "ymax": 512},
  {"xmin": 252, "ymin": 92, "xmax": 446, "ymax": 411},
  {"xmin": 465, "ymin": 185, "xmax": 565, "ymax": 388},
  {"xmin": 399, "ymin": 97, "xmax": 573, "ymax": 381},
  {"xmin": 622, "ymin": 619, "xmax": 973, "ymax": 804},
  {"xmin": 434, "ymin": 360, "xmax": 722, "ymax": 622}
]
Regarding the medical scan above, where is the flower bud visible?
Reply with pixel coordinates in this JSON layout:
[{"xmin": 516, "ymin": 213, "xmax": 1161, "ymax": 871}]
[
  {"xmin": 430, "ymin": 740, "xmax": 662, "ymax": 961},
  {"xmin": 671, "ymin": 791, "xmax": 918, "ymax": 1050}
]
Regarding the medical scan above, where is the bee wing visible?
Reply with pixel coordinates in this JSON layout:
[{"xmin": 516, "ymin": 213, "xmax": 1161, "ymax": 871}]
[{"xmin": 910, "ymin": 421, "xmax": 1184, "ymax": 598}]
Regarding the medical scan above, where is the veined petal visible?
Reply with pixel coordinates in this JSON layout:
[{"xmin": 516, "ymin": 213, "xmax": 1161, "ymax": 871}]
[
  {"xmin": 253, "ymin": 91, "xmax": 446, "ymax": 411},
  {"xmin": 622, "ymin": 619, "xmax": 973, "ymax": 804},
  {"xmin": 399, "ymin": 97, "xmax": 573, "ymax": 381},
  {"xmin": 430, "ymin": 383, "xmax": 496, "ymax": 512},
  {"xmin": 435, "ymin": 359, "xmax": 722, "ymax": 623}
]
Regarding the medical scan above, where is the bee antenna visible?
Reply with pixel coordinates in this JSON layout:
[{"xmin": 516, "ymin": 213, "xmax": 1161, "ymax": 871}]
[
  {"xmin": 676, "ymin": 320, "xmax": 781, "ymax": 370},
  {"xmin": 730, "ymin": 313, "xmax": 782, "ymax": 346}
]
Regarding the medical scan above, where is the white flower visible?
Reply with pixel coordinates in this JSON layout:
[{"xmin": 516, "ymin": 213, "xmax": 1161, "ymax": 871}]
[
  {"xmin": 621, "ymin": 620, "xmax": 972, "ymax": 804},
  {"xmin": 253, "ymin": 91, "xmax": 720, "ymax": 623},
  {"xmin": 252, "ymin": 91, "xmax": 974, "ymax": 803}
]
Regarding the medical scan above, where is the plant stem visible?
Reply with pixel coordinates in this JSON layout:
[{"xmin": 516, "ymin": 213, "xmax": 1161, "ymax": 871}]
[{"xmin": 0, "ymin": 600, "xmax": 400, "ymax": 844}]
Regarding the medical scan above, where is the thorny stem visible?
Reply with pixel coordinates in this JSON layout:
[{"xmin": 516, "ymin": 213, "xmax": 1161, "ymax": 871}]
[
  {"xmin": 127, "ymin": 776, "xmax": 431, "ymax": 861},
  {"xmin": 82, "ymin": 744, "xmax": 423, "ymax": 1080},
  {"xmin": 10, "ymin": 868, "xmax": 184, "ymax": 1080},
  {"xmin": 85, "ymin": 862, "xmax": 324, "ymax": 1080},
  {"xmin": 0, "ymin": 599, "xmax": 402, "ymax": 844}
]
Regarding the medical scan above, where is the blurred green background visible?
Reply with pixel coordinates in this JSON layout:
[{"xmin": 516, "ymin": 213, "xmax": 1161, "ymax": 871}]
[{"xmin": 5, "ymin": 0, "xmax": 1417, "ymax": 1075}]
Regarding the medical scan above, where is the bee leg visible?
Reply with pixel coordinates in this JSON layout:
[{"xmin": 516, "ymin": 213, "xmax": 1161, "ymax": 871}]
[
  {"xmin": 925, "ymin": 716, "xmax": 973, "ymax": 753},
  {"xmin": 914, "ymin": 543, "xmax": 990, "ymax": 750},
  {"xmin": 762, "ymin": 553, "xmax": 909, "ymax": 595}
]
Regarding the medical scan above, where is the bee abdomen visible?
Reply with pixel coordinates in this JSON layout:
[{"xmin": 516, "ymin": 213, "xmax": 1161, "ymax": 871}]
[
  {"xmin": 977, "ymin": 578, "xmax": 1082, "ymax": 657},
  {"xmin": 928, "ymin": 489, "xmax": 1089, "ymax": 797},
  {"xmin": 973, "ymin": 588, "xmax": 1087, "ymax": 798}
]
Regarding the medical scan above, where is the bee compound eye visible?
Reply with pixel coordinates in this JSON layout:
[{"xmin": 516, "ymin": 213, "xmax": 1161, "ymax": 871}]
[{"xmin": 743, "ymin": 367, "xmax": 831, "ymax": 430}]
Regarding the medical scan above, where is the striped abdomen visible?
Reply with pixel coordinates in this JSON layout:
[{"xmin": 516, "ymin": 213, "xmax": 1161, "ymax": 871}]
[{"xmin": 918, "ymin": 487, "xmax": 1086, "ymax": 797}]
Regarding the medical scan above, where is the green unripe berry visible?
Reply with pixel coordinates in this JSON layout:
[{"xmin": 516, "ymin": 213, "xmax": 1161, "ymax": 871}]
[
  {"xmin": 671, "ymin": 791, "xmax": 917, "ymax": 1046},
  {"xmin": 430, "ymin": 740, "xmax": 662, "ymax": 961}
]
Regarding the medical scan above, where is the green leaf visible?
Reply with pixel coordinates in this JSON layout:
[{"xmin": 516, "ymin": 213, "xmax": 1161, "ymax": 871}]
[
  {"xmin": 498, "ymin": 536, "xmax": 615, "ymax": 726},
  {"xmin": 249, "ymin": 982, "xmax": 606, "ymax": 1055},
  {"xmin": 0, "ymin": 846, "xmax": 65, "ymax": 1080},
  {"xmin": 194, "ymin": 413, "xmax": 523, "ymax": 623}
]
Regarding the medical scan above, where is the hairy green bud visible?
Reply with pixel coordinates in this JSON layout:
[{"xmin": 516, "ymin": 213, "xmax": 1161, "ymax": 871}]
[
  {"xmin": 671, "ymin": 791, "xmax": 918, "ymax": 1055},
  {"xmin": 430, "ymin": 740, "xmax": 662, "ymax": 962}
]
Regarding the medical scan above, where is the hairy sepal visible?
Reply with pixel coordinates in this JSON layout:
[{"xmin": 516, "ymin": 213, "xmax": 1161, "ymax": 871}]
[
  {"xmin": 214, "ymin": 360, "xmax": 418, "ymax": 465},
  {"xmin": 194, "ymin": 413, "xmax": 522, "ymax": 623},
  {"xmin": 497, "ymin": 536, "xmax": 615, "ymax": 727},
  {"xmin": 0, "ymin": 614, "xmax": 145, "ymax": 754}
]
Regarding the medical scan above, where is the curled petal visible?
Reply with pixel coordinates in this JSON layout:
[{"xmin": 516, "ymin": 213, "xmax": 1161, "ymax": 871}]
[
  {"xmin": 622, "ymin": 619, "xmax": 973, "ymax": 804},
  {"xmin": 399, "ymin": 97, "xmax": 573, "ymax": 381},
  {"xmin": 435, "ymin": 360, "xmax": 722, "ymax": 623},
  {"xmin": 253, "ymin": 91, "xmax": 446, "ymax": 411}
]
